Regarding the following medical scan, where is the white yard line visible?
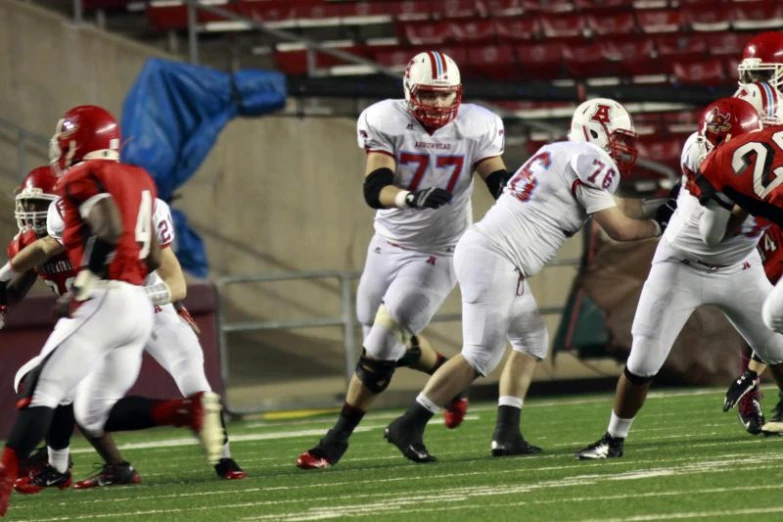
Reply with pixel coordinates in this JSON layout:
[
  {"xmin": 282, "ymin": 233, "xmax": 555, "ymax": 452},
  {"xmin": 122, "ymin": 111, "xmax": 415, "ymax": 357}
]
[
  {"xmin": 69, "ymin": 415, "xmax": 480, "ymax": 455},
  {"xmin": 574, "ymin": 506, "xmax": 783, "ymax": 522}
]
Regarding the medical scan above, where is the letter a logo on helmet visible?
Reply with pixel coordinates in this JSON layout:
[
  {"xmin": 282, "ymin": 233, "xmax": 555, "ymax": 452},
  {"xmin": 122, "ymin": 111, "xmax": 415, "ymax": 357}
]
[{"xmin": 591, "ymin": 104, "xmax": 612, "ymax": 125}]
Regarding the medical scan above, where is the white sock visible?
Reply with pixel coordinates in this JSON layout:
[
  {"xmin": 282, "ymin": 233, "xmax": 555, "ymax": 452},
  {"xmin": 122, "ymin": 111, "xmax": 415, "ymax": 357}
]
[
  {"xmin": 498, "ymin": 395, "xmax": 523, "ymax": 409},
  {"xmin": 607, "ymin": 411, "xmax": 634, "ymax": 439},
  {"xmin": 416, "ymin": 393, "xmax": 442, "ymax": 414},
  {"xmin": 49, "ymin": 447, "xmax": 70, "ymax": 474},
  {"xmin": 221, "ymin": 442, "xmax": 231, "ymax": 460}
]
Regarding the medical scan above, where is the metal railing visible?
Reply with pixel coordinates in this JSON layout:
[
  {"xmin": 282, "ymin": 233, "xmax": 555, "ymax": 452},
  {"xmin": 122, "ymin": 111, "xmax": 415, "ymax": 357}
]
[
  {"xmin": 0, "ymin": 117, "xmax": 50, "ymax": 180},
  {"xmin": 216, "ymin": 258, "xmax": 578, "ymax": 413}
]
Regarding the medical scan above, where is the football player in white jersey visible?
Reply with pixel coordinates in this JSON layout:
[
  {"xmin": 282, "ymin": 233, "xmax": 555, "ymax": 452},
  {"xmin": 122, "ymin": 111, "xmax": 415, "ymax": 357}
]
[
  {"xmin": 297, "ymin": 51, "xmax": 511, "ymax": 469},
  {"xmin": 384, "ymin": 98, "xmax": 663, "ymax": 463},
  {"xmin": 2, "ymin": 198, "xmax": 245, "ymax": 492},
  {"xmin": 576, "ymin": 91, "xmax": 783, "ymax": 459}
]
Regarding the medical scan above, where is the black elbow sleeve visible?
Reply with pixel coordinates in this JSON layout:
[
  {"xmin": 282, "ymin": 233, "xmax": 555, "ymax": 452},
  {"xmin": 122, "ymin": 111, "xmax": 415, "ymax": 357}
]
[
  {"xmin": 363, "ymin": 167, "xmax": 395, "ymax": 209},
  {"xmin": 484, "ymin": 169, "xmax": 510, "ymax": 200}
]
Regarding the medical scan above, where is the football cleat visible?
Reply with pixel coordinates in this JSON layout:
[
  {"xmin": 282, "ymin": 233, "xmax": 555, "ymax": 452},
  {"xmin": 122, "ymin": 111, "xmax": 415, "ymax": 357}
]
[
  {"xmin": 14, "ymin": 465, "xmax": 71, "ymax": 494},
  {"xmin": 215, "ymin": 458, "xmax": 246, "ymax": 480},
  {"xmin": 296, "ymin": 430, "xmax": 349, "ymax": 470},
  {"xmin": 383, "ymin": 417, "xmax": 436, "ymax": 464},
  {"xmin": 490, "ymin": 429, "xmax": 543, "ymax": 457},
  {"xmin": 724, "ymin": 370, "xmax": 758, "ymax": 411},
  {"xmin": 737, "ymin": 389, "xmax": 765, "ymax": 435},
  {"xmin": 188, "ymin": 391, "xmax": 225, "ymax": 466},
  {"xmin": 18, "ymin": 446, "xmax": 49, "ymax": 478},
  {"xmin": 73, "ymin": 462, "xmax": 141, "ymax": 489},
  {"xmin": 576, "ymin": 433, "xmax": 625, "ymax": 460},
  {"xmin": 443, "ymin": 396, "xmax": 469, "ymax": 429}
]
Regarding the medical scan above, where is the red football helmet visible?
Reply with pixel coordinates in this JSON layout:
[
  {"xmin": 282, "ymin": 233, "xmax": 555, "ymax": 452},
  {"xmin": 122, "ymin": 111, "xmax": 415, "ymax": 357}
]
[
  {"xmin": 698, "ymin": 97, "xmax": 762, "ymax": 152},
  {"xmin": 738, "ymin": 31, "xmax": 783, "ymax": 88},
  {"xmin": 15, "ymin": 166, "xmax": 58, "ymax": 236},
  {"xmin": 49, "ymin": 105, "xmax": 121, "ymax": 176}
]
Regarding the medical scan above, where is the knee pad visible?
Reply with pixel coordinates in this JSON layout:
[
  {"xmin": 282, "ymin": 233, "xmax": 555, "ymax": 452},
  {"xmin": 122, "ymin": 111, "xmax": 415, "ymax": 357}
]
[
  {"xmin": 626, "ymin": 334, "xmax": 668, "ymax": 378},
  {"xmin": 762, "ymin": 295, "xmax": 783, "ymax": 333},
  {"xmin": 355, "ymin": 351, "xmax": 397, "ymax": 394},
  {"xmin": 396, "ymin": 335, "xmax": 422, "ymax": 368},
  {"xmin": 623, "ymin": 366, "xmax": 653, "ymax": 386},
  {"xmin": 364, "ymin": 305, "xmax": 410, "ymax": 361}
]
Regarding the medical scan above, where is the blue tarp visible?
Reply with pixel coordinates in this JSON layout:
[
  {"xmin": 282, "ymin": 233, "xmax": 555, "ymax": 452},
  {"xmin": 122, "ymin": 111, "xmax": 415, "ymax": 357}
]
[{"xmin": 121, "ymin": 58, "xmax": 286, "ymax": 277}]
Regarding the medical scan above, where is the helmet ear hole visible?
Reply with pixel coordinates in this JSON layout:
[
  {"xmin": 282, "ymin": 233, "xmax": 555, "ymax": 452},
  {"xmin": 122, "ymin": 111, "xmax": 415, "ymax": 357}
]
[{"xmin": 590, "ymin": 130, "xmax": 599, "ymax": 139}]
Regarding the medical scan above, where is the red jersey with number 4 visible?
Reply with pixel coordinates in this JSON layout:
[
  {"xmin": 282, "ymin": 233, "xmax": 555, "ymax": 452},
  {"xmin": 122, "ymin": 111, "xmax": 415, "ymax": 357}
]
[
  {"xmin": 760, "ymin": 225, "xmax": 783, "ymax": 284},
  {"xmin": 6, "ymin": 229, "xmax": 76, "ymax": 296},
  {"xmin": 698, "ymin": 126, "xmax": 783, "ymax": 225},
  {"xmin": 55, "ymin": 159, "xmax": 158, "ymax": 286}
]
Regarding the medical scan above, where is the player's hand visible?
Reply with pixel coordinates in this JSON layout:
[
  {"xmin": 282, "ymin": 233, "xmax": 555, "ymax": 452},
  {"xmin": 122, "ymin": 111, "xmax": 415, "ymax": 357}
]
[
  {"xmin": 174, "ymin": 302, "xmax": 201, "ymax": 335},
  {"xmin": 406, "ymin": 188, "xmax": 452, "ymax": 210},
  {"xmin": 72, "ymin": 270, "xmax": 100, "ymax": 302},
  {"xmin": 654, "ymin": 199, "xmax": 677, "ymax": 234}
]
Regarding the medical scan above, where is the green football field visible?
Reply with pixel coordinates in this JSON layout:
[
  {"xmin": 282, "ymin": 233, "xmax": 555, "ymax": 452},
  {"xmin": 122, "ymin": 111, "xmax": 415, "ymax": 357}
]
[{"xmin": 6, "ymin": 387, "xmax": 783, "ymax": 522}]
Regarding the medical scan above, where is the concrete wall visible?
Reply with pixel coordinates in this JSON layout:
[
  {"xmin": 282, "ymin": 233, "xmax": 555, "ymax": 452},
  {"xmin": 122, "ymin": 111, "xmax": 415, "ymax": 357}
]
[{"xmin": 0, "ymin": 0, "xmax": 610, "ymax": 412}]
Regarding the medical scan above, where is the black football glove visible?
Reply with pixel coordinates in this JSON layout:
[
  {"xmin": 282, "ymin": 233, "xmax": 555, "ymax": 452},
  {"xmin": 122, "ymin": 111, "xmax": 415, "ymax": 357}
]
[
  {"xmin": 654, "ymin": 182, "xmax": 681, "ymax": 234},
  {"xmin": 406, "ymin": 187, "xmax": 452, "ymax": 209}
]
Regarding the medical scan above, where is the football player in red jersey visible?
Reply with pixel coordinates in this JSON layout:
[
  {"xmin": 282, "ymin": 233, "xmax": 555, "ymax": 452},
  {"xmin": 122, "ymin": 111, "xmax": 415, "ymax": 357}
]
[
  {"xmin": 0, "ymin": 106, "xmax": 224, "ymax": 517},
  {"xmin": 1, "ymin": 169, "xmax": 245, "ymax": 493},
  {"xmin": 692, "ymin": 98, "xmax": 783, "ymax": 425}
]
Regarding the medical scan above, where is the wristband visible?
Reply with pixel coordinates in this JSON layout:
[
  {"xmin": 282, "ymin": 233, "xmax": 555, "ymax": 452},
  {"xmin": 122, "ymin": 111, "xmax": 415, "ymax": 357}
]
[
  {"xmin": 144, "ymin": 281, "xmax": 172, "ymax": 307},
  {"xmin": 394, "ymin": 190, "xmax": 411, "ymax": 209},
  {"xmin": 0, "ymin": 262, "xmax": 19, "ymax": 282}
]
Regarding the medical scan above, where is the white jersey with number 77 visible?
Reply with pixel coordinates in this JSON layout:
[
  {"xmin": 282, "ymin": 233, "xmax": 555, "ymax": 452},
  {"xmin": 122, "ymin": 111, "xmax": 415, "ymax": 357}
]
[{"xmin": 358, "ymin": 99, "xmax": 505, "ymax": 255}]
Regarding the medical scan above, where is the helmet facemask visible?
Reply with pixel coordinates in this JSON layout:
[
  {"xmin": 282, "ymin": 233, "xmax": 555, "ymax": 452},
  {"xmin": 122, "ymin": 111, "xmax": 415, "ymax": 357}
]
[
  {"xmin": 407, "ymin": 84, "xmax": 463, "ymax": 129},
  {"xmin": 15, "ymin": 192, "xmax": 55, "ymax": 236},
  {"xmin": 607, "ymin": 129, "xmax": 638, "ymax": 177},
  {"xmin": 739, "ymin": 60, "xmax": 783, "ymax": 89}
]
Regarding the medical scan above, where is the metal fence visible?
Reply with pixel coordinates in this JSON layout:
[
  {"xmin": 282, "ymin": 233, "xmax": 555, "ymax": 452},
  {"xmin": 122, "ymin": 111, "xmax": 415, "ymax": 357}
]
[{"xmin": 215, "ymin": 259, "xmax": 578, "ymax": 413}]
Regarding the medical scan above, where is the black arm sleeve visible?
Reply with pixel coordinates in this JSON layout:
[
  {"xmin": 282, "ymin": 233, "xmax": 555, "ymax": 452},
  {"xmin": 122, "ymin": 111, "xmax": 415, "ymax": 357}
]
[
  {"xmin": 363, "ymin": 167, "xmax": 395, "ymax": 209},
  {"xmin": 483, "ymin": 169, "xmax": 511, "ymax": 200}
]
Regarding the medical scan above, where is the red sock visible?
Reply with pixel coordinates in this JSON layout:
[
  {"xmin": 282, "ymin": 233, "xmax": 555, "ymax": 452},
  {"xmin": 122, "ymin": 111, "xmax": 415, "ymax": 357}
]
[
  {"xmin": 151, "ymin": 398, "xmax": 190, "ymax": 427},
  {"xmin": 1, "ymin": 447, "xmax": 19, "ymax": 480}
]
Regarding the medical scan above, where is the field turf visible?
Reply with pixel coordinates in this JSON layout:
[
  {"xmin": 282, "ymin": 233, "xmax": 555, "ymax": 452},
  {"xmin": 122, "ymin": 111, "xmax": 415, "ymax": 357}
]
[{"xmin": 6, "ymin": 387, "xmax": 783, "ymax": 521}]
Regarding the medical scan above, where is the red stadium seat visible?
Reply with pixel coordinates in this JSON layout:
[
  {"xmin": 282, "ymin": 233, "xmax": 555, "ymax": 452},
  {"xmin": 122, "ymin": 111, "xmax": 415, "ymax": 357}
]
[
  {"xmin": 239, "ymin": 1, "xmax": 296, "ymax": 24},
  {"xmin": 394, "ymin": 1, "xmax": 437, "ymax": 21},
  {"xmin": 495, "ymin": 17, "xmax": 541, "ymax": 41},
  {"xmin": 636, "ymin": 9, "xmax": 685, "ymax": 33},
  {"xmin": 374, "ymin": 46, "xmax": 422, "ymax": 70},
  {"xmin": 683, "ymin": 4, "xmax": 733, "ymax": 32},
  {"xmin": 636, "ymin": 137, "xmax": 684, "ymax": 166},
  {"xmin": 520, "ymin": 0, "xmax": 575, "ymax": 12},
  {"xmin": 586, "ymin": 11, "xmax": 636, "ymax": 35},
  {"xmin": 467, "ymin": 45, "xmax": 517, "ymax": 80},
  {"xmin": 540, "ymin": 13, "xmax": 587, "ymax": 38},
  {"xmin": 516, "ymin": 43, "xmax": 564, "ymax": 80},
  {"xmin": 477, "ymin": 0, "xmax": 524, "ymax": 17},
  {"xmin": 655, "ymin": 34, "xmax": 708, "ymax": 60},
  {"xmin": 400, "ymin": 21, "xmax": 453, "ymax": 45},
  {"xmin": 602, "ymin": 36, "xmax": 656, "ymax": 77},
  {"xmin": 274, "ymin": 45, "xmax": 371, "ymax": 75},
  {"xmin": 451, "ymin": 19, "xmax": 497, "ymax": 44},
  {"xmin": 725, "ymin": 56, "xmax": 741, "ymax": 83},
  {"xmin": 704, "ymin": 32, "xmax": 752, "ymax": 56},
  {"xmin": 563, "ymin": 42, "xmax": 617, "ymax": 78},
  {"xmin": 146, "ymin": 4, "xmax": 188, "ymax": 31},
  {"xmin": 672, "ymin": 59, "xmax": 726, "ymax": 85},
  {"xmin": 732, "ymin": 1, "xmax": 783, "ymax": 31},
  {"xmin": 433, "ymin": 0, "xmax": 481, "ymax": 18},
  {"xmin": 82, "ymin": 0, "xmax": 136, "ymax": 11}
]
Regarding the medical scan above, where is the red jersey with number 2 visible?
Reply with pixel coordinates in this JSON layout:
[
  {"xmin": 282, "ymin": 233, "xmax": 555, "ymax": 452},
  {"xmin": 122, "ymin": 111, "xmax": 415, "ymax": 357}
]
[
  {"xmin": 55, "ymin": 159, "xmax": 158, "ymax": 286},
  {"xmin": 698, "ymin": 126, "xmax": 783, "ymax": 219},
  {"xmin": 6, "ymin": 229, "xmax": 76, "ymax": 296}
]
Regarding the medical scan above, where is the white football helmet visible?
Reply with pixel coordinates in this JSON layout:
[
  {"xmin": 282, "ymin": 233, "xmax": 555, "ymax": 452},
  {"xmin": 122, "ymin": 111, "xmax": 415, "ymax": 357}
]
[
  {"xmin": 734, "ymin": 81, "xmax": 783, "ymax": 126},
  {"xmin": 403, "ymin": 51, "xmax": 462, "ymax": 128},
  {"xmin": 568, "ymin": 98, "xmax": 638, "ymax": 175}
]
